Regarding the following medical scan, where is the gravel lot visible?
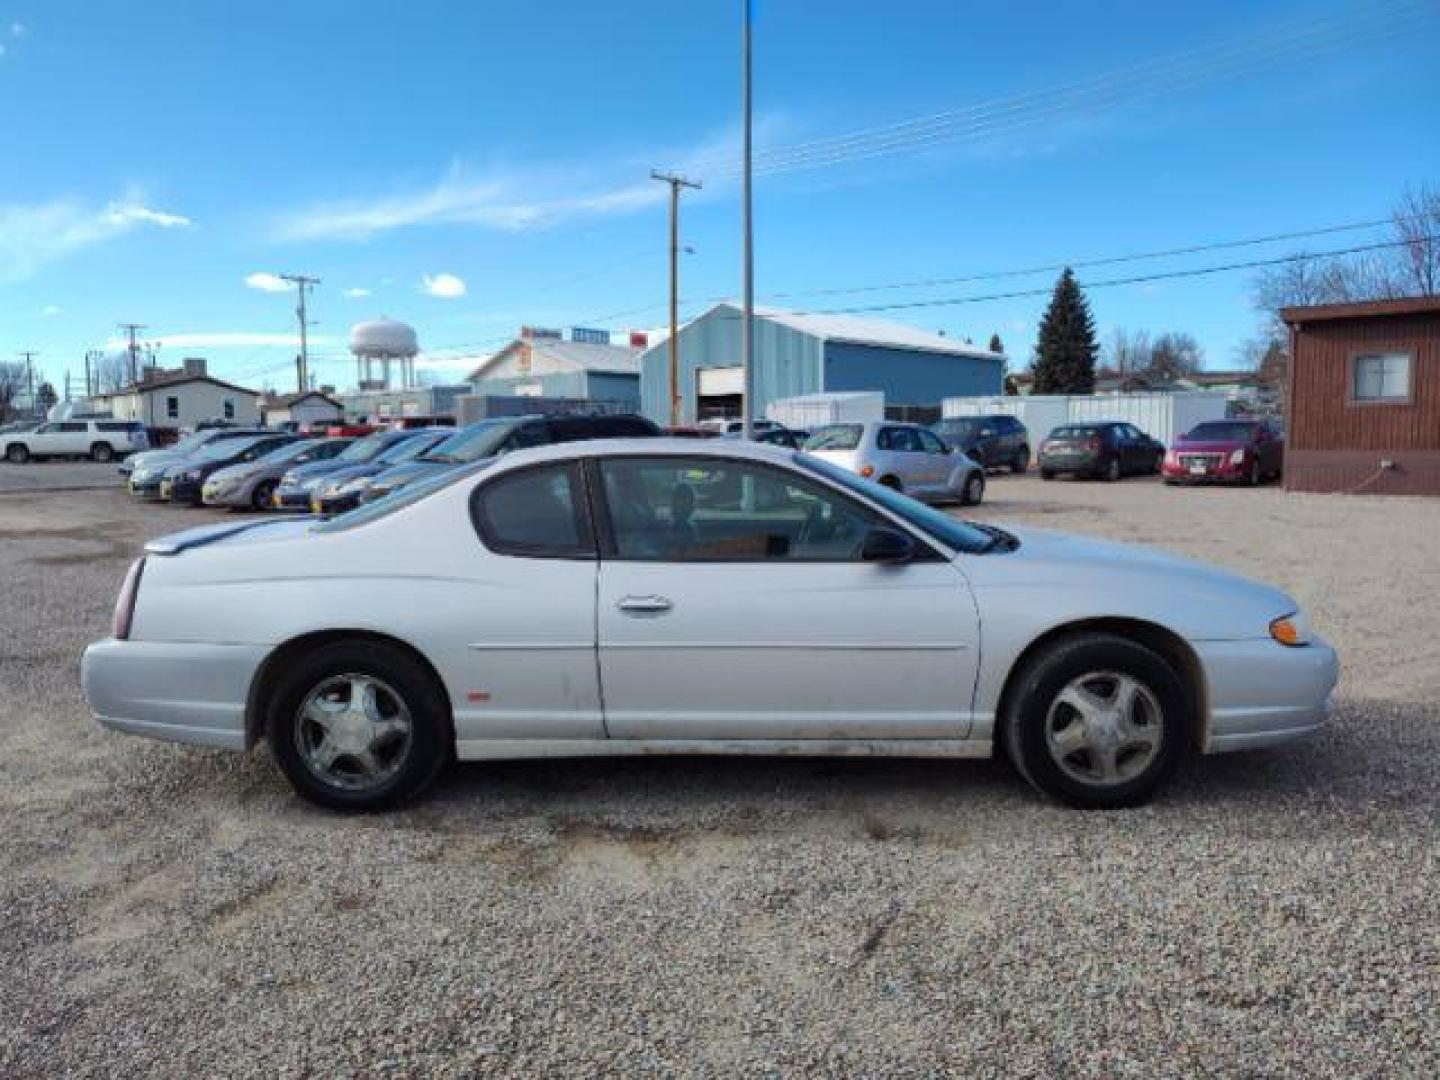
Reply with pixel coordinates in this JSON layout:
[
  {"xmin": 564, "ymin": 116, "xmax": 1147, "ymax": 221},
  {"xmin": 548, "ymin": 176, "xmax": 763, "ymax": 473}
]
[{"xmin": 2, "ymin": 466, "xmax": 1437, "ymax": 1076}]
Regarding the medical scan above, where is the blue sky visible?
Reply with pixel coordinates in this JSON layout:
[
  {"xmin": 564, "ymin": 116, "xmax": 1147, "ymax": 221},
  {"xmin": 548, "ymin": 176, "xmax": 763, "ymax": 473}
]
[{"xmin": 2, "ymin": 0, "xmax": 1437, "ymax": 395}]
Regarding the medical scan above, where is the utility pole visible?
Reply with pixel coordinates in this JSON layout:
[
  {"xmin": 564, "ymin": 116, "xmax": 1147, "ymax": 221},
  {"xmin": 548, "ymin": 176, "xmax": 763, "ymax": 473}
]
[
  {"xmin": 651, "ymin": 170, "xmax": 701, "ymax": 427},
  {"xmin": 118, "ymin": 323, "xmax": 146, "ymax": 385},
  {"xmin": 280, "ymin": 274, "xmax": 320, "ymax": 392},
  {"xmin": 19, "ymin": 350, "xmax": 38, "ymax": 414},
  {"xmin": 740, "ymin": 0, "xmax": 755, "ymax": 439}
]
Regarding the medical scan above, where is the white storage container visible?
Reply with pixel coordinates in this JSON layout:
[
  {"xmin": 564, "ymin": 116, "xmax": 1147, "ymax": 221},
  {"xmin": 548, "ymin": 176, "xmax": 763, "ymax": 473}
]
[{"xmin": 766, "ymin": 391, "xmax": 885, "ymax": 429}]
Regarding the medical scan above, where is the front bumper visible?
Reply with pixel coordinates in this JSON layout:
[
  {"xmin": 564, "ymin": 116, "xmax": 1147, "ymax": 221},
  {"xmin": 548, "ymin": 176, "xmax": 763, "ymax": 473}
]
[
  {"xmin": 129, "ymin": 475, "xmax": 165, "ymax": 498},
  {"xmin": 1163, "ymin": 457, "xmax": 1248, "ymax": 483},
  {"xmin": 166, "ymin": 476, "xmax": 204, "ymax": 504},
  {"xmin": 272, "ymin": 483, "xmax": 316, "ymax": 509},
  {"xmin": 1198, "ymin": 634, "xmax": 1339, "ymax": 752},
  {"xmin": 201, "ymin": 480, "xmax": 250, "ymax": 508},
  {"xmin": 82, "ymin": 638, "xmax": 269, "ymax": 751}
]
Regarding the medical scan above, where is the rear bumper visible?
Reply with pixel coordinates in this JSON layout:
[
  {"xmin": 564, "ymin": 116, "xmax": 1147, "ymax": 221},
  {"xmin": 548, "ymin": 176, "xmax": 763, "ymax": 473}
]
[
  {"xmin": 82, "ymin": 639, "xmax": 268, "ymax": 751},
  {"xmin": 1197, "ymin": 635, "xmax": 1339, "ymax": 752},
  {"xmin": 1039, "ymin": 453, "xmax": 1103, "ymax": 474}
]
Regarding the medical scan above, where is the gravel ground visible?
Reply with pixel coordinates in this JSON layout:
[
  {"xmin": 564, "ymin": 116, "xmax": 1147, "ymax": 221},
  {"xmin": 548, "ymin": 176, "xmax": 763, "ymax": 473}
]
[
  {"xmin": 0, "ymin": 460, "xmax": 127, "ymax": 494},
  {"xmin": 1, "ymin": 474, "xmax": 1436, "ymax": 1077}
]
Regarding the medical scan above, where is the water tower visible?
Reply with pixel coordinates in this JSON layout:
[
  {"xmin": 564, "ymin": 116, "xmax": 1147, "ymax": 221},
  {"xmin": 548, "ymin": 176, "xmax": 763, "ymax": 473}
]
[{"xmin": 350, "ymin": 317, "xmax": 418, "ymax": 390}]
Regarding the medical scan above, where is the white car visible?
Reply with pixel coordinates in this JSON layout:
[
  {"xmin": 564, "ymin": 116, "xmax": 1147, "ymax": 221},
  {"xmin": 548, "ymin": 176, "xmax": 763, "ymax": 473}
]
[
  {"xmin": 82, "ymin": 439, "xmax": 1337, "ymax": 811},
  {"xmin": 805, "ymin": 421, "xmax": 986, "ymax": 505},
  {"xmin": 4, "ymin": 419, "xmax": 149, "ymax": 463}
]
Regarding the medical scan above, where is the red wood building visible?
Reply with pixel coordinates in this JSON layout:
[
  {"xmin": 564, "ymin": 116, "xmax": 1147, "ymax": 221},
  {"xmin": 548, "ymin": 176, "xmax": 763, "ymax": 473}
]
[{"xmin": 1282, "ymin": 296, "xmax": 1440, "ymax": 495}]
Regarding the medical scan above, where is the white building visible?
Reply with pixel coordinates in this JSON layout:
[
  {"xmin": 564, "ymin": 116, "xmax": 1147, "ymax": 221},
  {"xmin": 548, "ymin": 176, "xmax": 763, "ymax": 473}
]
[
  {"xmin": 260, "ymin": 390, "xmax": 344, "ymax": 428},
  {"xmin": 90, "ymin": 358, "xmax": 261, "ymax": 431}
]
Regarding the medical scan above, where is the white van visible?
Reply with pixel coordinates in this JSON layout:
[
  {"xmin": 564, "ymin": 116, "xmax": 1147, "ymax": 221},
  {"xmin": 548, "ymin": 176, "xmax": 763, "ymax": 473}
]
[{"xmin": 4, "ymin": 420, "xmax": 150, "ymax": 463}]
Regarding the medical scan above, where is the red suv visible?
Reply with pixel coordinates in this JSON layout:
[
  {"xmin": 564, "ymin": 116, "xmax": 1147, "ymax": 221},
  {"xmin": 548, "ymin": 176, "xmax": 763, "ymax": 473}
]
[{"xmin": 1163, "ymin": 419, "xmax": 1284, "ymax": 486}]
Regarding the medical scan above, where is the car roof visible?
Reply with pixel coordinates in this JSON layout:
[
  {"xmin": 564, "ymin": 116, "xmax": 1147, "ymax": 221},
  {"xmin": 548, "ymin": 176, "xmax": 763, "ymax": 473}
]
[{"xmin": 491, "ymin": 436, "xmax": 795, "ymax": 471}]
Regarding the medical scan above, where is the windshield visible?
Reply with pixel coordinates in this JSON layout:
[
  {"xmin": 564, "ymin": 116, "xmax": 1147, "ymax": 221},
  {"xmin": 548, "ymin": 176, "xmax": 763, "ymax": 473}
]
[
  {"xmin": 314, "ymin": 460, "xmax": 493, "ymax": 533},
  {"xmin": 378, "ymin": 433, "xmax": 447, "ymax": 466},
  {"xmin": 423, "ymin": 419, "xmax": 515, "ymax": 464},
  {"xmin": 1051, "ymin": 426, "xmax": 1104, "ymax": 439},
  {"xmin": 1186, "ymin": 421, "xmax": 1258, "ymax": 441},
  {"xmin": 196, "ymin": 436, "xmax": 266, "ymax": 461},
  {"xmin": 337, "ymin": 432, "xmax": 400, "ymax": 463},
  {"xmin": 933, "ymin": 418, "xmax": 981, "ymax": 437},
  {"xmin": 796, "ymin": 454, "xmax": 996, "ymax": 555},
  {"xmin": 260, "ymin": 439, "xmax": 326, "ymax": 464},
  {"xmin": 804, "ymin": 424, "xmax": 864, "ymax": 451}
]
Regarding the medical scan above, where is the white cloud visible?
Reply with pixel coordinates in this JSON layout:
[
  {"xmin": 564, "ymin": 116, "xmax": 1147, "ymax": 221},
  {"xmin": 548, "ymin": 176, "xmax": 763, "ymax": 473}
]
[
  {"xmin": 10, "ymin": 21, "xmax": 24, "ymax": 38},
  {"xmin": 421, "ymin": 272, "xmax": 466, "ymax": 299},
  {"xmin": 343, "ymin": 286, "xmax": 371, "ymax": 298},
  {"xmin": 244, "ymin": 271, "xmax": 290, "ymax": 293},
  {"xmin": 0, "ymin": 194, "xmax": 191, "ymax": 282},
  {"xmin": 104, "ymin": 331, "xmax": 339, "ymax": 350},
  {"xmin": 41, "ymin": 304, "xmax": 62, "ymax": 317}
]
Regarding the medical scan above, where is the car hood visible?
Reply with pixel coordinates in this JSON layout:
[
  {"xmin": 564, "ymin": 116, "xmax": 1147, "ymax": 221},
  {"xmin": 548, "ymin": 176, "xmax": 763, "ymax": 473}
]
[
  {"xmin": 282, "ymin": 458, "xmax": 353, "ymax": 483},
  {"xmin": 317, "ymin": 462, "xmax": 384, "ymax": 487},
  {"xmin": 208, "ymin": 462, "xmax": 254, "ymax": 484},
  {"xmin": 962, "ymin": 525, "xmax": 1297, "ymax": 641}
]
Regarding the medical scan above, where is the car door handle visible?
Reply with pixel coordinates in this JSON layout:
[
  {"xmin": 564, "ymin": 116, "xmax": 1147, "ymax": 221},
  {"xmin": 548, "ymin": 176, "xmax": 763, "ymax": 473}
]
[{"xmin": 617, "ymin": 594, "xmax": 673, "ymax": 614}]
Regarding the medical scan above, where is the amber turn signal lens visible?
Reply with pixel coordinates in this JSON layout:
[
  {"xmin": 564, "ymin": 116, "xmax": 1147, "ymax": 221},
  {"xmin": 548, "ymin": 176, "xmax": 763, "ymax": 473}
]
[
  {"xmin": 1269, "ymin": 616, "xmax": 1301, "ymax": 646},
  {"xmin": 860, "ymin": 465, "xmax": 875, "ymax": 478}
]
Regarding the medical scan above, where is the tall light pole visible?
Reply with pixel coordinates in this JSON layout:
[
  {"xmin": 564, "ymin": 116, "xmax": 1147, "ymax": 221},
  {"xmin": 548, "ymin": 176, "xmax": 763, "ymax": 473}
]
[
  {"xmin": 740, "ymin": 0, "xmax": 755, "ymax": 438},
  {"xmin": 118, "ymin": 323, "xmax": 146, "ymax": 385},
  {"xmin": 651, "ymin": 170, "xmax": 701, "ymax": 427},
  {"xmin": 280, "ymin": 273, "xmax": 320, "ymax": 391}
]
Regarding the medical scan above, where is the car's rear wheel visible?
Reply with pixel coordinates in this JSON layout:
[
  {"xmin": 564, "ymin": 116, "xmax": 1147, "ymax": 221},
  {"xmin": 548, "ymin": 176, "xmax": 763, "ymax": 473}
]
[
  {"xmin": 1012, "ymin": 447, "xmax": 1030, "ymax": 474},
  {"xmin": 266, "ymin": 640, "xmax": 452, "ymax": 811},
  {"xmin": 1103, "ymin": 458, "xmax": 1122, "ymax": 482},
  {"xmin": 251, "ymin": 480, "xmax": 277, "ymax": 511},
  {"xmin": 960, "ymin": 471, "xmax": 985, "ymax": 506},
  {"xmin": 1001, "ymin": 633, "xmax": 1190, "ymax": 808},
  {"xmin": 6, "ymin": 443, "xmax": 28, "ymax": 464},
  {"xmin": 1040, "ymin": 468, "xmax": 1055, "ymax": 481},
  {"xmin": 1247, "ymin": 459, "xmax": 1261, "ymax": 486},
  {"xmin": 90, "ymin": 442, "xmax": 115, "ymax": 463}
]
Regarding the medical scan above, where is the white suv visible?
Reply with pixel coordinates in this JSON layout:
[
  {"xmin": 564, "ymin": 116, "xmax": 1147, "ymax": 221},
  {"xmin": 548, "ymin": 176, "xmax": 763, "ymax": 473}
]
[{"xmin": 4, "ymin": 420, "xmax": 150, "ymax": 464}]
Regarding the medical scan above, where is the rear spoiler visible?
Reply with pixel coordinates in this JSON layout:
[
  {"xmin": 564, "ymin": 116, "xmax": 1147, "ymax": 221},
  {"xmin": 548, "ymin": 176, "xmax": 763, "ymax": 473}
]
[{"xmin": 144, "ymin": 517, "xmax": 315, "ymax": 556}]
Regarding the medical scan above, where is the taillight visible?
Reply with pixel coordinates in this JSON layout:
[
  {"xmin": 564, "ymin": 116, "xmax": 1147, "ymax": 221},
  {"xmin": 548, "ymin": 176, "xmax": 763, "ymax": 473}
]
[{"xmin": 112, "ymin": 557, "xmax": 145, "ymax": 640}]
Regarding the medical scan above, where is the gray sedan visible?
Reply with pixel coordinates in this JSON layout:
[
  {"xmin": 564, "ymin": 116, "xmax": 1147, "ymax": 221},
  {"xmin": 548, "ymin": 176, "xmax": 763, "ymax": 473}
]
[
  {"xmin": 201, "ymin": 437, "xmax": 353, "ymax": 510},
  {"xmin": 804, "ymin": 421, "xmax": 986, "ymax": 505}
]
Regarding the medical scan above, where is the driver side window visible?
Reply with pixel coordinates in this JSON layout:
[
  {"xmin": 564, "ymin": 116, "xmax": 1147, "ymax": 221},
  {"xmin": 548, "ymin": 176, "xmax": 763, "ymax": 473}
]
[{"xmin": 598, "ymin": 457, "xmax": 878, "ymax": 562}]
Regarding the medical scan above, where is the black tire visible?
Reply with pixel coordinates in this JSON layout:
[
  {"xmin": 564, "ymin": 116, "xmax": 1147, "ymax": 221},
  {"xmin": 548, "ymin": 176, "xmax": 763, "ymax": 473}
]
[
  {"xmin": 1246, "ymin": 459, "xmax": 1261, "ymax": 487},
  {"xmin": 265, "ymin": 640, "xmax": 452, "ymax": 811},
  {"xmin": 1102, "ymin": 457, "xmax": 1122, "ymax": 482},
  {"xmin": 251, "ymin": 479, "xmax": 277, "ymax": 511},
  {"xmin": 1001, "ymin": 633, "xmax": 1191, "ymax": 808},
  {"xmin": 878, "ymin": 475, "xmax": 902, "ymax": 492},
  {"xmin": 960, "ymin": 471, "xmax": 985, "ymax": 506},
  {"xmin": 90, "ymin": 442, "xmax": 115, "ymax": 463},
  {"xmin": 1011, "ymin": 447, "xmax": 1030, "ymax": 474},
  {"xmin": 1040, "ymin": 469, "xmax": 1055, "ymax": 481},
  {"xmin": 6, "ymin": 443, "xmax": 29, "ymax": 464}
]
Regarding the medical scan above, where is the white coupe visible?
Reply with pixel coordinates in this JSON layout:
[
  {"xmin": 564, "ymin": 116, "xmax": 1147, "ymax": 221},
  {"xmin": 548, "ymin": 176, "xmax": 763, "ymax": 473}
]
[{"xmin": 83, "ymin": 439, "xmax": 1337, "ymax": 810}]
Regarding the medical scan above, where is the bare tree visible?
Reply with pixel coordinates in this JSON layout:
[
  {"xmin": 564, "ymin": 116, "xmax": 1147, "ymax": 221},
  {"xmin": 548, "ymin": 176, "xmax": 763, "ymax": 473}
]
[
  {"xmin": 91, "ymin": 351, "xmax": 131, "ymax": 395},
  {"xmin": 1391, "ymin": 183, "xmax": 1440, "ymax": 297},
  {"xmin": 1145, "ymin": 331, "xmax": 1204, "ymax": 383},
  {"xmin": 0, "ymin": 361, "xmax": 27, "ymax": 422},
  {"xmin": 1106, "ymin": 327, "xmax": 1152, "ymax": 376}
]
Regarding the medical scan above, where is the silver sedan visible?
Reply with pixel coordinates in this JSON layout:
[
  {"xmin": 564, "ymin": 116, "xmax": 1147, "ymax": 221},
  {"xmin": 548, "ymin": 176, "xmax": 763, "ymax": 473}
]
[{"xmin": 804, "ymin": 421, "xmax": 986, "ymax": 505}]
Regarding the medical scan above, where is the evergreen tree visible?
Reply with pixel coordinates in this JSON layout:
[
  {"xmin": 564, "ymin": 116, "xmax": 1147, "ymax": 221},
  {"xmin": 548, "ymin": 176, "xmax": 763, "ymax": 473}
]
[
  {"xmin": 1031, "ymin": 268, "xmax": 1098, "ymax": 394},
  {"xmin": 988, "ymin": 332, "xmax": 1004, "ymax": 354}
]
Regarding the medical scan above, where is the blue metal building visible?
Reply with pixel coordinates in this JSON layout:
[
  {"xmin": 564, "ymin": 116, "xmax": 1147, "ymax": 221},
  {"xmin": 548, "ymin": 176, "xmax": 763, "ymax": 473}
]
[
  {"xmin": 468, "ymin": 329, "xmax": 642, "ymax": 408},
  {"xmin": 639, "ymin": 303, "xmax": 1005, "ymax": 423}
]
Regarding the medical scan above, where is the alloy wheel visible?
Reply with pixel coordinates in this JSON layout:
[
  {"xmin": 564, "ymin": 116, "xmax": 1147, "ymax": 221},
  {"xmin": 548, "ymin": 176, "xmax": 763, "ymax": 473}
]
[
  {"xmin": 1044, "ymin": 671, "xmax": 1164, "ymax": 787},
  {"xmin": 294, "ymin": 674, "xmax": 414, "ymax": 793}
]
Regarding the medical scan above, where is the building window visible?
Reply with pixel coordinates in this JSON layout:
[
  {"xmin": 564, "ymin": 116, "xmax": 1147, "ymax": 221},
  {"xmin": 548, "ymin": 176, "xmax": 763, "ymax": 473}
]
[
  {"xmin": 223, "ymin": 398, "xmax": 235, "ymax": 419},
  {"xmin": 165, "ymin": 396, "xmax": 179, "ymax": 419},
  {"xmin": 1353, "ymin": 353, "xmax": 1411, "ymax": 402}
]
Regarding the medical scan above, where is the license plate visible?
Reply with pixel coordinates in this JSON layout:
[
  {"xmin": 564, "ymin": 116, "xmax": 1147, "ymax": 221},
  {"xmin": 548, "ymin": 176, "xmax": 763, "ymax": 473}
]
[{"xmin": 1189, "ymin": 462, "xmax": 1207, "ymax": 475}]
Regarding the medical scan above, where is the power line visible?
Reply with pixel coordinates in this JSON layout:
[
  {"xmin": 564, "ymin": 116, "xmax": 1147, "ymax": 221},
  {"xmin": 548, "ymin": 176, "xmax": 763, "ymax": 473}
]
[
  {"xmin": 821, "ymin": 235, "xmax": 1438, "ymax": 315},
  {"xmin": 685, "ymin": 0, "xmax": 1435, "ymax": 181}
]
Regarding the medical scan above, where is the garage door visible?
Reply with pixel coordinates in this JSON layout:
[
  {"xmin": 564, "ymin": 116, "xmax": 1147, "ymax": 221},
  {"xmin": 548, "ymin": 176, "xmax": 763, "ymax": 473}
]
[{"xmin": 697, "ymin": 366, "xmax": 744, "ymax": 396}]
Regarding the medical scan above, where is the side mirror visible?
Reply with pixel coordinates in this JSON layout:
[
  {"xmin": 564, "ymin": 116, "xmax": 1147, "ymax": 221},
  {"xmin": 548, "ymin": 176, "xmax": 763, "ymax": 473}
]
[{"xmin": 860, "ymin": 527, "xmax": 914, "ymax": 563}]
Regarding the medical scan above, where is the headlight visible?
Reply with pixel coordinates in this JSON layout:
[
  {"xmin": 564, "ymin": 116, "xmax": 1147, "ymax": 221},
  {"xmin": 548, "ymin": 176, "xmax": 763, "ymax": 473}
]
[
  {"xmin": 337, "ymin": 477, "xmax": 372, "ymax": 496},
  {"xmin": 1229, "ymin": 448, "xmax": 1246, "ymax": 465},
  {"xmin": 1269, "ymin": 611, "xmax": 1313, "ymax": 647}
]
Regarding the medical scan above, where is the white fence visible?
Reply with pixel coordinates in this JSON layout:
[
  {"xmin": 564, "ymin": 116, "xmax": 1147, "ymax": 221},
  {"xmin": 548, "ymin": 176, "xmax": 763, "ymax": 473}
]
[{"xmin": 941, "ymin": 391, "xmax": 1228, "ymax": 445}]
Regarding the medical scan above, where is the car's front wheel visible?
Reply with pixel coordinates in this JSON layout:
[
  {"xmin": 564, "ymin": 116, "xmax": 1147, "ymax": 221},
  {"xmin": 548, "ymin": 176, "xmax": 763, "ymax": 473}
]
[
  {"xmin": 90, "ymin": 442, "xmax": 115, "ymax": 463},
  {"xmin": 251, "ymin": 479, "xmax": 277, "ymax": 511},
  {"xmin": 266, "ymin": 640, "xmax": 452, "ymax": 811},
  {"xmin": 1001, "ymin": 633, "xmax": 1190, "ymax": 808},
  {"xmin": 1012, "ymin": 447, "xmax": 1030, "ymax": 474},
  {"xmin": 960, "ymin": 471, "xmax": 985, "ymax": 506},
  {"xmin": 6, "ymin": 443, "xmax": 29, "ymax": 464}
]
